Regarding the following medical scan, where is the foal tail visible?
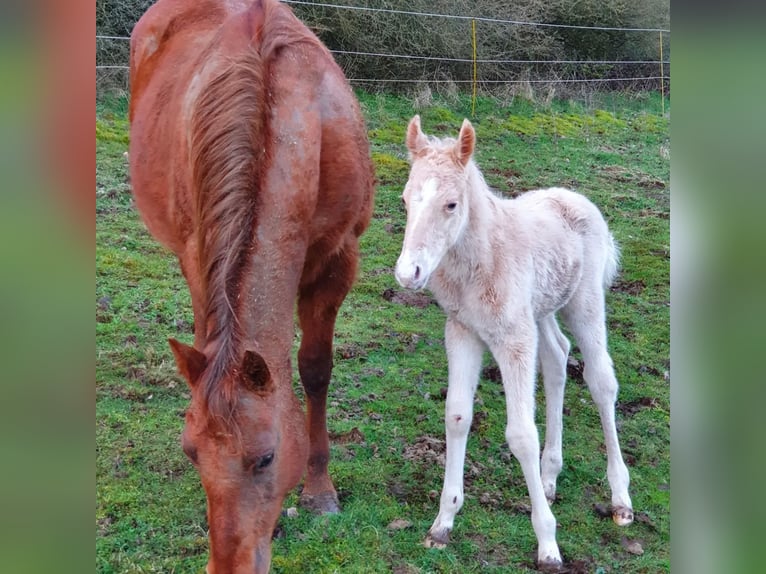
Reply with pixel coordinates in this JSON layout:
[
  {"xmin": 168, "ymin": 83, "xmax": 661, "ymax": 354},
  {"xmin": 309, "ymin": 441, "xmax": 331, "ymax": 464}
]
[
  {"xmin": 190, "ymin": 8, "xmax": 267, "ymax": 402},
  {"xmin": 603, "ymin": 232, "xmax": 621, "ymax": 288}
]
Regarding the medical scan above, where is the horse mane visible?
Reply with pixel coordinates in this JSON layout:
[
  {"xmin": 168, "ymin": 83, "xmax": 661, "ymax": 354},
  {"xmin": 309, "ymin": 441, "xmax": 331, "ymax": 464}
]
[
  {"xmin": 191, "ymin": 44, "xmax": 264, "ymax": 428},
  {"xmin": 189, "ymin": 0, "xmax": 328, "ymax": 431}
]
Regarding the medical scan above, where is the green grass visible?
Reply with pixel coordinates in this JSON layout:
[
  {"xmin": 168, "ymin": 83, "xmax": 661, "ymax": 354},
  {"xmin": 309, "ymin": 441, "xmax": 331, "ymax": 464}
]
[{"xmin": 97, "ymin": 90, "xmax": 669, "ymax": 573}]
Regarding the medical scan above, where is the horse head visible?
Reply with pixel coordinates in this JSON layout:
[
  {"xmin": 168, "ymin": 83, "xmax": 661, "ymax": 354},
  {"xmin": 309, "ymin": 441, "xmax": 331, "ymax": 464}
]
[{"xmin": 169, "ymin": 339, "xmax": 308, "ymax": 574}]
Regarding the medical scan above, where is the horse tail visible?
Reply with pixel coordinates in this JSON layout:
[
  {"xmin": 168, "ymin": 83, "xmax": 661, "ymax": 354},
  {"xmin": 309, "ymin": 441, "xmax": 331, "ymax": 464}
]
[
  {"xmin": 190, "ymin": 29, "xmax": 266, "ymax": 410},
  {"xmin": 603, "ymin": 232, "xmax": 621, "ymax": 288}
]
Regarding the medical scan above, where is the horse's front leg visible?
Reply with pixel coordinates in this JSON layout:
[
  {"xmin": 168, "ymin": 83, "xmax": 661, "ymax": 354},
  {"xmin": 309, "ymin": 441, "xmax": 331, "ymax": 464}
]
[
  {"xmin": 491, "ymin": 329, "xmax": 563, "ymax": 572},
  {"xmin": 425, "ymin": 318, "xmax": 484, "ymax": 548},
  {"xmin": 296, "ymin": 245, "xmax": 359, "ymax": 513}
]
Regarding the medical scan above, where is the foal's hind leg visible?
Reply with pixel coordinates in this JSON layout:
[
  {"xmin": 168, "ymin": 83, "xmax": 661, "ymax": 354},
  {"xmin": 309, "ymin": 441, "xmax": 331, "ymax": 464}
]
[
  {"xmin": 296, "ymin": 244, "xmax": 358, "ymax": 514},
  {"xmin": 563, "ymin": 296, "xmax": 633, "ymax": 526},
  {"xmin": 538, "ymin": 314, "xmax": 570, "ymax": 504},
  {"xmin": 490, "ymin": 330, "xmax": 562, "ymax": 570}
]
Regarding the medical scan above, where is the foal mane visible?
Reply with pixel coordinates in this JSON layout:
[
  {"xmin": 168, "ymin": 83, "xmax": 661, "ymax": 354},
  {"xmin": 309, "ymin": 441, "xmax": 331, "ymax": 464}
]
[{"xmin": 189, "ymin": 0, "xmax": 327, "ymax": 431}]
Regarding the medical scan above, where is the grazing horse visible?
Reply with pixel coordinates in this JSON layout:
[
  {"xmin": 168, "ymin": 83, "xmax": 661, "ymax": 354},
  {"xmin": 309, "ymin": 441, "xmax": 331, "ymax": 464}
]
[
  {"xmin": 128, "ymin": 0, "xmax": 374, "ymax": 571},
  {"xmin": 395, "ymin": 116, "xmax": 633, "ymax": 571}
]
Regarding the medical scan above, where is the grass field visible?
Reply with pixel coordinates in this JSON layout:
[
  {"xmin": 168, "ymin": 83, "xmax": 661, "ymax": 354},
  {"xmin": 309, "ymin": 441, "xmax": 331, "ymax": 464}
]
[{"xmin": 96, "ymin": 90, "xmax": 669, "ymax": 573}]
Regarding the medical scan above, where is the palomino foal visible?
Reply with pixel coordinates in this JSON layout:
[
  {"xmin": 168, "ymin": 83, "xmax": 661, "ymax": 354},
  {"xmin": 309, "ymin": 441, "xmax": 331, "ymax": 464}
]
[{"xmin": 395, "ymin": 116, "xmax": 633, "ymax": 570}]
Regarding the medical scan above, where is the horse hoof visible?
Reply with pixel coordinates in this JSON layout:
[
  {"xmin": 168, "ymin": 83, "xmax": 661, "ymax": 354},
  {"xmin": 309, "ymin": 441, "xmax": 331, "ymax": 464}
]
[
  {"xmin": 299, "ymin": 492, "xmax": 340, "ymax": 514},
  {"xmin": 423, "ymin": 527, "xmax": 450, "ymax": 549},
  {"xmin": 612, "ymin": 505, "xmax": 634, "ymax": 526}
]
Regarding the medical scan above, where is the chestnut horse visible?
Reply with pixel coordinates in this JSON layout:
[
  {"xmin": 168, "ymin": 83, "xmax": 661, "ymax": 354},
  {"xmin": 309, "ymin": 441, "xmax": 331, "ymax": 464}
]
[
  {"xmin": 128, "ymin": 0, "xmax": 374, "ymax": 571},
  {"xmin": 395, "ymin": 117, "xmax": 632, "ymax": 571}
]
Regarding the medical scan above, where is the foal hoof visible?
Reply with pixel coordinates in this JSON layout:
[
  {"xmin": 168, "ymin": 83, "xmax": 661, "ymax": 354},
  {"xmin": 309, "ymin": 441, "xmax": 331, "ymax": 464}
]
[
  {"xmin": 299, "ymin": 492, "xmax": 340, "ymax": 514},
  {"xmin": 423, "ymin": 527, "xmax": 450, "ymax": 549},
  {"xmin": 612, "ymin": 505, "xmax": 634, "ymax": 526},
  {"xmin": 537, "ymin": 557, "xmax": 564, "ymax": 573}
]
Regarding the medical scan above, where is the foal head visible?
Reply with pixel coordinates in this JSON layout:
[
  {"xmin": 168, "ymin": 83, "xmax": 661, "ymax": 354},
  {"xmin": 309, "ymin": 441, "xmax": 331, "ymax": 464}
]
[
  {"xmin": 169, "ymin": 339, "xmax": 308, "ymax": 574},
  {"xmin": 395, "ymin": 115, "xmax": 476, "ymax": 290}
]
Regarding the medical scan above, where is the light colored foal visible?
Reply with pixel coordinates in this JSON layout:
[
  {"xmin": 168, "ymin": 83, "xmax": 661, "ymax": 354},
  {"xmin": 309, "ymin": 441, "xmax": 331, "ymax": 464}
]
[{"xmin": 394, "ymin": 116, "xmax": 633, "ymax": 571}]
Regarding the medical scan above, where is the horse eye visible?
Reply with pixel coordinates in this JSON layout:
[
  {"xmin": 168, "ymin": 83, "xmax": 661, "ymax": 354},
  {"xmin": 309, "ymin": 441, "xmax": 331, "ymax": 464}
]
[
  {"xmin": 446, "ymin": 202, "xmax": 457, "ymax": 212},
  {"xmin": 255, "ymin": 452, "xmax": 274, "ymax": 471}
]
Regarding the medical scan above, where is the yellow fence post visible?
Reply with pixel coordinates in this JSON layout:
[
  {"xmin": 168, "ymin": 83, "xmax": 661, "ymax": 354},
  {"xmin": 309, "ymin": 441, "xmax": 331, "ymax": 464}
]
[
  {"xmin": 659, "ymin": 30, "xmax": 665, "ymax": 115},
  {"xmin": 471, "ymin": 19, "xmax": 478, "ymax": 117}
]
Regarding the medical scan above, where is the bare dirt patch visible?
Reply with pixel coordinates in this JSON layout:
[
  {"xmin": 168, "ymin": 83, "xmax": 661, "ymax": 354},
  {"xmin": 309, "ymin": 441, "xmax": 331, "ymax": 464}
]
[
  {"xmin": 617, "ymin": 396, "xmax": 659, "ymax": 416},
  {"xmin": 402, "ymin": 436, "xmax": 446, "ymax": 467},
  {"xmin": 610, "ymin": 278, "xmax": 646, "ymax": 295},
  {"xmin": 382, "ymin": 288, "xmax": 435, "ymax": 308},
  {"xmin": 329, "ymin": 427, "xmax": 366, "ymax": 444}
]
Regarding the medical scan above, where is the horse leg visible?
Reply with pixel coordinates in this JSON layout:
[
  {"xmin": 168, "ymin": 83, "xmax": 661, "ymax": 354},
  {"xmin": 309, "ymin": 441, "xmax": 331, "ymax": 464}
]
[
  {"xmin": 563, "ymin": 294, "xmax": 633, "ymax": 526},
  {"xmin": 179, "ymin": 249, "xmax": 206, "ymax": 350},
  {"xmin": 491, "ymin": 331, "xmax": 562, "ymax": 571},
  {"xmin": 425, "ymin": 318, "xmax": 484, "ymax": 548},
  {"xmin": 538, "ymin": 314, "xmax": 570, "ymax": 504},
  {"xmin": 296, "ymin": 245, "xmax": 358, "ymax": 514}
]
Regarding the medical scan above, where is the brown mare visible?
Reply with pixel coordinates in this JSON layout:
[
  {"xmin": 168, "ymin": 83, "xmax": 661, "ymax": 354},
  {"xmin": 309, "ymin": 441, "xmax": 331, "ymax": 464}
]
[{"xmin": 128, "ymin": 0, "xmax": 375, "ymax": 571}]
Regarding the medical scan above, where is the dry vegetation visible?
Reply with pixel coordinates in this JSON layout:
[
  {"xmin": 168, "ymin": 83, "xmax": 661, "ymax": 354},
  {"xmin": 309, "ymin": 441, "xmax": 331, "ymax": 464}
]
[{"xmin": 97, "ymin": 0, "xmax": 670, "ymax": 94}]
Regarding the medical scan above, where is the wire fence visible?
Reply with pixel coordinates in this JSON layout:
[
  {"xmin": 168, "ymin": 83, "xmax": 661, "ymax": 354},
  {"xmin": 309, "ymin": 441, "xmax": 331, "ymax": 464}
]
[{"xmin": 96, "ymin": 1, "xmax": 670, "ymax": 98}]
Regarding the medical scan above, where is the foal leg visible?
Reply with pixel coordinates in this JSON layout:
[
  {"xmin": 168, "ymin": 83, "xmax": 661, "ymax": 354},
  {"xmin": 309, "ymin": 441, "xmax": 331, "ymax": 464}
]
[
  {"xmin": 564, "ymin": 299, "xmax": 633, "ymax": 526},
  {"xmin": 425, "ymin": 318, "xmax": 484, "ymax": 548},
  {"xmin": 538, "ymin": 314, "xmax": 570, "ymax": 504},
  {"xmin": 491, "ymin": 331, "xmax": 562, "ymax": 570},
  {"xmin": 296, "ymin": 244, "xmax": 358, "ymax": 514}
]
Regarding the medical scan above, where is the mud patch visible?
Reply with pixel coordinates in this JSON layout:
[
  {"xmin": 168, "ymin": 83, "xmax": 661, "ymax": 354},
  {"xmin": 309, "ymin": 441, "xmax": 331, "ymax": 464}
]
[
  {"xmin": 382, "ymin": 288, "xmax": 435, "ymax": 308},
  {"xmin": 335, "ymin": 342, "xmax": 368, "ymax": 360},
  {"xmin": 566, "ymin": 356, "xmax": 583, "ymax": 382},
  {"xmin": 482, "ymin": 363, "xmax": 502, "ymax": 383},
  {"xmin": 329, "ymin": 427, "xmax": 365, "ymax": 444},
  {"xmin": 617, "ymin": 396, "xmax": 658, "ymax": 416},
  {"xmin": 402, "ymin": 436, "xmax": 446, "ymax": 467},
  {"xmin": 610, "ymin": 278, "xmax": 646, "ymax": 295},
  {"xmin": 600, "ymin": 164, "xmax": 666, "ymax": 189}
]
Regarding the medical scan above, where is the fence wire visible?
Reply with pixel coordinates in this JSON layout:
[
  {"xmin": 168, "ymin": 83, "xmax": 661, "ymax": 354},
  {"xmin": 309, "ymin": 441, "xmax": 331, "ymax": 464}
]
[{"xmin": 96, "ymin": 3, "xmax": 670, "ymax": 94}]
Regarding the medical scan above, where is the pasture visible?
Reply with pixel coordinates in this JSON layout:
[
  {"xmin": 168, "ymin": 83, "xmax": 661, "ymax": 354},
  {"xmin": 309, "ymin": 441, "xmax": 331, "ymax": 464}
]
[{"xmin": 96, "ymin": 90, "xmax": 669, "ymax": 573}]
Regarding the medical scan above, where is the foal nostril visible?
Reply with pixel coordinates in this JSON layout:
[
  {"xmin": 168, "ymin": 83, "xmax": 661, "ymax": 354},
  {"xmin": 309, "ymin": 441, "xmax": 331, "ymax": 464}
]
[{"xmin": 414, "ymin": 266, "xmax": 421, "ymax": 280}]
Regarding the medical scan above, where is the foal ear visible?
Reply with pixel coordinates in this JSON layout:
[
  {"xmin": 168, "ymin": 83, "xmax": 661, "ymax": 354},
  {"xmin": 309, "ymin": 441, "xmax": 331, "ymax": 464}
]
[
  {"xmin": 241, "ymin": 350, "xmax": 273, "ymax": 394},
  {"xmin": 168, "ymin": 338, "xmax": 207, "ymax": 387},
  {"xmin": 454, "ymin": 118, "xmax": 475, "ymax": 167},
  {"xmin": 406, "ymin": 115, "xmax": 429, "ymax": 158}
]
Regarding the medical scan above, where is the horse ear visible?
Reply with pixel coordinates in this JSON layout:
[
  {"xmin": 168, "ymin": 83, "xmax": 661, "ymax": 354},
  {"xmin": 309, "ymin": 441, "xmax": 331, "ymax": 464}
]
[
  {"xmin": 406, "ymin": 115, "xmax": 429, "ymax": 157},
  {"xmin": 168, "ymin": 338, "xmax": 207, "ymax": 387},
  {"xmin": 241, "ymin": 350, "xmax": 273, "ymax": 393},
  {"xmin": 454, "ymin": 118, "xmax": 475, "ymax": 167}
]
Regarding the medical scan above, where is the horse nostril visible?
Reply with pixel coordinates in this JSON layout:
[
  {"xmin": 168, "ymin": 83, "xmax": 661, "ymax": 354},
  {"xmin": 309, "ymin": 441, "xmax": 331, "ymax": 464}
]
[{"xmin": 414, "ymin": 266, "xmax": 421, "ymax": 280}]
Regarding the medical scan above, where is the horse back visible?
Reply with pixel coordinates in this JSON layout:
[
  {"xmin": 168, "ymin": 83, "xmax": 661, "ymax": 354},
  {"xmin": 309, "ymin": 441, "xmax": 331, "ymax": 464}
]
[{"xmin": 129, "ymin": 0, "xmax": 373, "ymax": 262}]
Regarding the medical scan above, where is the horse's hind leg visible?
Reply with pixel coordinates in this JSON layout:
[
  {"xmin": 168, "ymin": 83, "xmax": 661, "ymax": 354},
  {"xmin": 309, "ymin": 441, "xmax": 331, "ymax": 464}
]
[
  {"xmin": 538, "ymin": 314, "xmax": 570, "ymax": 504},
  {"xmin": 296, "ymin": 242, "xmax": 359, "ymax": 514},
  {"xmin": 563, "ymin": 290, "xmax": 633, "ymax": 526}
]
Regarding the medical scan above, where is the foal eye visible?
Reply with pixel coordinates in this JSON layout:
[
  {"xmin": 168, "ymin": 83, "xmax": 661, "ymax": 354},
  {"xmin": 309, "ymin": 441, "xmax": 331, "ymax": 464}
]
[{"xmin": 445, "ymin": 202, "xmax": 457, "ymax": 212}]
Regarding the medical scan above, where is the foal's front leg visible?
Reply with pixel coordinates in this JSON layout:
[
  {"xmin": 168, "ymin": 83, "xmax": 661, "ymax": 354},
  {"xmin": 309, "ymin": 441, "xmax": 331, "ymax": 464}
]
[{"xmin": 425, "ymin": 318, "xmax": 484, "ymax": 548}]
